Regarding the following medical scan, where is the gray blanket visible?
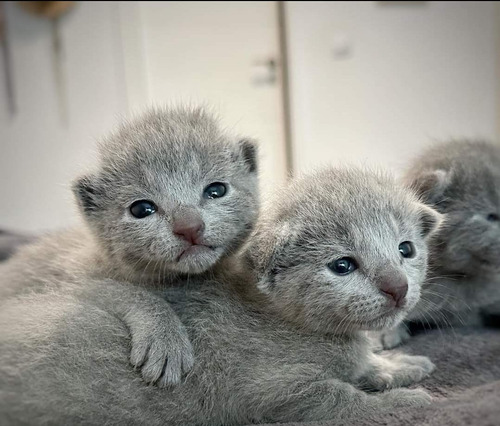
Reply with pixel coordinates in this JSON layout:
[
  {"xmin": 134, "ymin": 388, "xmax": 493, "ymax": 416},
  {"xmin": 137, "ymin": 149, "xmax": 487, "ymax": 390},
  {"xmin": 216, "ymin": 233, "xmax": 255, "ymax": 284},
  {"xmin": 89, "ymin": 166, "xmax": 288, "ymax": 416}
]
[{"xmin": 261, "ymin": 327, "xmax": 500, "ymax": 426}]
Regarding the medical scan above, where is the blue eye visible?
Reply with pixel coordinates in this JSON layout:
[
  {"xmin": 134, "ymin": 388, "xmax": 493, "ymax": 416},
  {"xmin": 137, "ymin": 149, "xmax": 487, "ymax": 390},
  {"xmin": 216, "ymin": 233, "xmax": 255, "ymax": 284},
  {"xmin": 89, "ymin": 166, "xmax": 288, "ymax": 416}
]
[
  {"xmin": 130, "ymin": 200, "xmax": 157, "ymax": 218},
  {"xmin": 487, "ymin": 213, "xmax": 499, "ymax": 222},
  {"xmin": 203, "ymin": 182, "xmax": 227, "ymax": 199},
  {"xmin": 398, "ymin": 241, "xmax": 415, "ymax": 258},
  {"xmin": 328, "ymin": 257, "xmax": 357, "ymax": 275}
]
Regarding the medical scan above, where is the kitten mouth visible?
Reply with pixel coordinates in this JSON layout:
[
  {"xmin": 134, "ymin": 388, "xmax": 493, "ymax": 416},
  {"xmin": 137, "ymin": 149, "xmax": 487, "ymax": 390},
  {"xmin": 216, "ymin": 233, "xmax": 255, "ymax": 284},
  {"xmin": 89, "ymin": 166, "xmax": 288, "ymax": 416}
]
[{"xmin": 176, "ymin": 244, "xmax": 215, "ymax": 262}]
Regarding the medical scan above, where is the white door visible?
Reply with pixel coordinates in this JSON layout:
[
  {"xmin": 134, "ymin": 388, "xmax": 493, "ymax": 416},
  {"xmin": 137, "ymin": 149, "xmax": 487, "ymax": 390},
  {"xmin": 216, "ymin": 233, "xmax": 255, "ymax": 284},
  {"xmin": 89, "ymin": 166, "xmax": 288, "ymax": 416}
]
[{"xmin": 120, "ymin": 1, "xmax": 287, "ymax": 190}]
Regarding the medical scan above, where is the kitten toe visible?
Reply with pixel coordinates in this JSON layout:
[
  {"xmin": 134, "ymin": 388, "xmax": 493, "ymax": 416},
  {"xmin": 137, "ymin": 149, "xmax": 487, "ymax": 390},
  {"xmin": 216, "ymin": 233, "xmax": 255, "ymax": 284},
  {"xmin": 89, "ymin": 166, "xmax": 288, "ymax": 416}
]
[
  {"xmin": 140, "ymin": 342, "xmax": 168, "ymax": 384},
  {"xmin": 384, "ymin": 388, "xmax": 433, "ymax": 408},
  {"xmin": 400, "ymin": 355, "xmax": 435, "ymax": 374},
  {"xmin": 181, "ymin": 348, "xmax": 195, "ymax": 374},
  {"xmin": 129, "ymin": 338, "xmax": 150, "ymax": 369},
  {"xmin": 158, "ymin": 352, "xmax": 183, "ymax": 388}
]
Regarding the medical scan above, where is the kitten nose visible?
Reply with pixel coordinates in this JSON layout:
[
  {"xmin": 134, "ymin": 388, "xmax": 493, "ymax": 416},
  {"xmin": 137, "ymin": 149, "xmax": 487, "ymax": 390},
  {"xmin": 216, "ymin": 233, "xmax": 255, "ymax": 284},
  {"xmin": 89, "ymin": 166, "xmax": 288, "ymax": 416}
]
[
  {"xmin": 172, "ymin": 209, "xmax": 205, "ymax": 244},
  {"xmin": 377, "ymin": 276, "xmax": 408, "ymax": 308}
]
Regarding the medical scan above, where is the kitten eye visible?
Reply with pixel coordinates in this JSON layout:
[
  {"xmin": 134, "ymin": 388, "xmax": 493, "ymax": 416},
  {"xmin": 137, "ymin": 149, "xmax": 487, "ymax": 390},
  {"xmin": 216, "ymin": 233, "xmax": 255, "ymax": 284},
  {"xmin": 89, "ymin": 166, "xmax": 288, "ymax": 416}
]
[
  {"xmin": 130, "ymin": 200, "xmax": 157, "ymax": 218},
  {"xmin": 487, "ymin": 213, "xmax": 499, "ymax": 222},
  {"xmin": 328, "ymin": 257, "xmax": 357, "ymax": 276},
  {"xmin": 398, "ymin": 241, "xmax": 415, "ymax": 259},
  {"xmin": 203, "ymin": 182, "xmax": 227, "ymax": 199}
]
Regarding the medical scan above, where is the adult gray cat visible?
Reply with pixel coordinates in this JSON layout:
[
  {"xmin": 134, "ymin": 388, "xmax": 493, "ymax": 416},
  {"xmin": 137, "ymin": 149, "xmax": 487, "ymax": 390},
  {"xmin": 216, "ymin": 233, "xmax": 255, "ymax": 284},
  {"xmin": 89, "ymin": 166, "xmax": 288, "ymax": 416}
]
[
  {"xmin": 0, "ymin": 167, "xmax": 441, "ymax": 425},
  {"xmin": 380, "ymin": 140, "xmax": 500, "ymax": 349},
  {"xmin": 0, "ymin": 106, "xmax": 258, "ymax": 386}
]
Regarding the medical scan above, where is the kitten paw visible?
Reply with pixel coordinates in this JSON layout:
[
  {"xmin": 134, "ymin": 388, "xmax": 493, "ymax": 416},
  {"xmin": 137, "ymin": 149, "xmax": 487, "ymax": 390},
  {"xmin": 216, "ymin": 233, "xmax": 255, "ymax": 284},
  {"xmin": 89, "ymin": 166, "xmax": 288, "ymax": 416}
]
[
  {"xmin": 365, "ymin": 331, "xmax": 384, "ymax": 353},
  {"xmin": 381, "ymin": 327, "xmax": 410, "ymax": 349},
  {"xmin": 363, "ymin": 353, "xmax": 435, "ymax": 391},
  {"xmin": 387, "ymin": 354, "xmax": 435, "ymax": 388},
  {"xmin": 384, "ymin": 388, "xmax": 433, "ymax": 408},
  {"xmin": 130, "ymin": 324, "xmax": 194, "ymax": 387}
]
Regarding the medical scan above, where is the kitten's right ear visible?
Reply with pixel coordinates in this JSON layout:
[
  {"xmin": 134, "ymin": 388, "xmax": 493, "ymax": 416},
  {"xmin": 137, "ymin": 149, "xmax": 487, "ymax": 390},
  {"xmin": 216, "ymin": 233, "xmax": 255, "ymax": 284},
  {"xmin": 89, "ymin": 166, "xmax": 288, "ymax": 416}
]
[
  {"xmin": 238, "ymin": 139, "xmax": 258, "ymax": 173},
  {"xmin": 407, "ymin": 169, "xmax": 451, "ymax": 204},
  {"xmin": 417, "ymin": 204, "xmax": 444, "ymax": 239},
  {"xmin": 245, "ymin": 221, "xmax": 295, "ymax": 293},
  {"xmin": 72, "ymin": 174, "xmax": 102, "ymax": 216}
]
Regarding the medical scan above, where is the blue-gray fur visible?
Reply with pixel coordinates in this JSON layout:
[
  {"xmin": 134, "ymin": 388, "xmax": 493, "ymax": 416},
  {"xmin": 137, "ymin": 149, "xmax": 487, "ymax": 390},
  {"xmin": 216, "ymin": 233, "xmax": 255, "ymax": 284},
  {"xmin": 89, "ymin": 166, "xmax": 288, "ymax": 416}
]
[
  {"xmin": 0, "ymin": 168, "xmax": 440, "ymax": 425},
  {"xmin": 0, "ymin": 106, "xmax": 259, "ymax": 386},
  {"xmin": 380, "ymin": 140, "xmax": 500, "ymax": 349}
]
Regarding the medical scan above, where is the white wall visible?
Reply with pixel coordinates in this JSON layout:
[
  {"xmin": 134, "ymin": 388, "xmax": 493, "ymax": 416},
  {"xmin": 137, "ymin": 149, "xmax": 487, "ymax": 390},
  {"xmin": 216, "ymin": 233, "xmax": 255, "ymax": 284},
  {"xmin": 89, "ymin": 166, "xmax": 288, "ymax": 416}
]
[
  {"xmin": 0, "ymin": 1, "xmax": 286, "ymax": 233},
  {"xmin": 0, "ymin": 1, "xmax": 127, "ymax": 232},
  {"xmin": 286, "ymin": 1, "xmax": 500, "ymax": 174}
]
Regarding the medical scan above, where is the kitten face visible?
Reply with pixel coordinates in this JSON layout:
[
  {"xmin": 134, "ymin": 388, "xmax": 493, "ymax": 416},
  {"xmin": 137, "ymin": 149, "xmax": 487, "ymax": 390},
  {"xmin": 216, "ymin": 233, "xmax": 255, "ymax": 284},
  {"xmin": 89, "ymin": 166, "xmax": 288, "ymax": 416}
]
[
  {"xmin": 73, "ymin": 107, "xmax": 258, "ymax": 275},
  {"xmin": 435, "ymin": 207, "xmax": 500, "ymax": 277},
  {"xmin": 248, "ymin": 168, "xmax": 440, "ymax": 334},
  {"xmin": 407, "ymin": 141, "xmax": 500, "ymax": 278}
]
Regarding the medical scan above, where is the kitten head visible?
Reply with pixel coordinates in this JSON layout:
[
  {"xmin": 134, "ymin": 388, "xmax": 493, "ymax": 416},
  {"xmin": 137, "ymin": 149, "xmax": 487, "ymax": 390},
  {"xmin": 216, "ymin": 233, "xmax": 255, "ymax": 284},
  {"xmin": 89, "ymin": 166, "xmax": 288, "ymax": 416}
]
[
  {"xmin": 73, "ymin": 106, "xmax": 258, "ymax": 277},
  {"xmin": 405, "ymin": 140, "xmax": 500, "ymax": 278},
  {"xmin": 246, "ymin": 167, "xmax": 441, "ymax": 334}
]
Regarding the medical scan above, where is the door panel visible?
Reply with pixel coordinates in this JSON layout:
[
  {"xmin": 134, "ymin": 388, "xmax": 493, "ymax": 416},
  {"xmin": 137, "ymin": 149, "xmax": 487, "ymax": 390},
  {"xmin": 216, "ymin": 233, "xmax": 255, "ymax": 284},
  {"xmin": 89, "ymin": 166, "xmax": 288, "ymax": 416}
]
[{"xmin": 127, "ymin": 1, "xmax": 287, "ymax": 189}]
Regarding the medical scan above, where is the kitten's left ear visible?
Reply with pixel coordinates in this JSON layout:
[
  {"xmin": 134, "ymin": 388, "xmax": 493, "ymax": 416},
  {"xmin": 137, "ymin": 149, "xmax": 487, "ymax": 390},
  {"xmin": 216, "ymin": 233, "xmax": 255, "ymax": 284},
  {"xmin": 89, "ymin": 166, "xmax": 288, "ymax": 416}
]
[
  {"xmin": 238, "ymin": 139, "xmax": 258, "ymax": 173},
  {"xmin": 417, "ymin": 203, "xmax": 444, "ymax": 238},
  {"xmin": 72, "ymin": 173, "xmax": 103, "ymax": 217},
  {"xmin": 407, "ymin": 169, "xmax": 451, "ymax": 205}
]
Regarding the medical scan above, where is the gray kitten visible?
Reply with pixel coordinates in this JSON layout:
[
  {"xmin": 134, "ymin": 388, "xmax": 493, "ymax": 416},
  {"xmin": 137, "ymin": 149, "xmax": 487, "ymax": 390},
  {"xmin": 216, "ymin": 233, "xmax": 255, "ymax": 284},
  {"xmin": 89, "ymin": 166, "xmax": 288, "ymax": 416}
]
[
  {"xmin": 0, "ymin": 106, "xmax": 258, "ymax": 386},
  {"xmin": 380, "ymin": 140, "xmax": 500, "ymax": 349},
  {"xmin": 0, "ymin": 167, "xmax": 441, "ymax": 425}
]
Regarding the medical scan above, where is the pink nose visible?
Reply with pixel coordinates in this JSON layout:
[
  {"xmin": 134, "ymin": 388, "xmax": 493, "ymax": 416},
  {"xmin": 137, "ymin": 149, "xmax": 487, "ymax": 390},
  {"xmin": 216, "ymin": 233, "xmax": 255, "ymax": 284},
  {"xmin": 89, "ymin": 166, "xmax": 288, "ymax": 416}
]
[
  {"xmin": 378, "ymin": 278, "xmax": 408, "ymax": 308},
  {"xmin": 173, "ymin": 222, "xmax": 204, "ymax": 244},
  {"xmin": 172, "ymin": 208, "xmax": 205, "ymax": 244}
]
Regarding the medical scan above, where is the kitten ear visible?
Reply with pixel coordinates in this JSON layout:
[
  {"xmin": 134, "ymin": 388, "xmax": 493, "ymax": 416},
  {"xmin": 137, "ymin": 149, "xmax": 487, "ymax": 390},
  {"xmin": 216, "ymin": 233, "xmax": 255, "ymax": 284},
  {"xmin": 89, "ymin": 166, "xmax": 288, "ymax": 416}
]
[
  {"xmin": 246, "ymin": 221, "xmax": 294, "ymax": 293},
  {"xmin": 417, "ymin": 204, "xmax": 444, "ymax": 238},
  {"xmin": 72, "ymin": 174, "xmax": 102, "ymax": 216},
  {"xmin": 237, "ymin": 139, "xmax": 258, "ymax": 173},
  {"xmin": 408, "ymin": 169, "xmax": 451, "ymax": 204}
]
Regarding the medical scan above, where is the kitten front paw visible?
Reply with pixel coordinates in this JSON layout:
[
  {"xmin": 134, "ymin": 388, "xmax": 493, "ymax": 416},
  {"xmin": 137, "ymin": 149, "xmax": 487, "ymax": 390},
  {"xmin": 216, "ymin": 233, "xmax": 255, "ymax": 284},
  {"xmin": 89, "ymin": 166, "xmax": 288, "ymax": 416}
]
[
  {"xmin": 362, "ymin": 353, "xmax": 435, "ymax": 391},
  {"xmin": 380, "ymin": 326, "xmax": 410, "ymax": 349},
  {"xmin": 130, "ymin": 322, "xmax": 194, "ymax": 387},
  {"xmin": 387, "ymin": 354, "xmax": 435, "ymax": 388},
  {"xmin": 383, "ymin": 387, "xmax": 433, "ymax": 408}
]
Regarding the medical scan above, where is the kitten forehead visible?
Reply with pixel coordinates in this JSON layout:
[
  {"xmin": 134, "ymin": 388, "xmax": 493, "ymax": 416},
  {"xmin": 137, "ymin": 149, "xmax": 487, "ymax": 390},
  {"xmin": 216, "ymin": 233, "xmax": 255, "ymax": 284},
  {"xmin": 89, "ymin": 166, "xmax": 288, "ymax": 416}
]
[
  {"xmin": 98, "ymin": 106, "xmax": 243, "ymax": 175},
  {"xmin": 93, "ymin": 106, "xmax": 249, "ymax": 193},
  {"xmin": 274, "ymin": 167, "xmax": 420, "ymax": 229}
]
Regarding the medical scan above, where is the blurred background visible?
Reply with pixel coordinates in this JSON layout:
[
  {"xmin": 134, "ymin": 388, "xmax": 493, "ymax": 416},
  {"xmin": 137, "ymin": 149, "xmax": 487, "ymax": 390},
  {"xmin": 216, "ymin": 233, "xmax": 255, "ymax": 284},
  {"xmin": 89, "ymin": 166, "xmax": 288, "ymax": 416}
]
[{"xmin": 0, "ymin": 1, "xmax": 498, "ymax": 233}]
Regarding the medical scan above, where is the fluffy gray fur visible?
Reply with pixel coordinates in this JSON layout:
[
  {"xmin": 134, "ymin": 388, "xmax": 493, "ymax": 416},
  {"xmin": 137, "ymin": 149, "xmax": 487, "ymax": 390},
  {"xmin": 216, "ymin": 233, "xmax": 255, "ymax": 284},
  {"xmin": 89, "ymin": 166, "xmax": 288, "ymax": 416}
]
[
  {"xmin": 380, "ymin": 140, "xmax": 500, "ymax": 349},
  {"xmin": 0, "ymin": 106, "xmax": 259, "ymax": 386},
  {"xmin": 0, "ymin": 167, "xmax": 441, "ymax": 425}
]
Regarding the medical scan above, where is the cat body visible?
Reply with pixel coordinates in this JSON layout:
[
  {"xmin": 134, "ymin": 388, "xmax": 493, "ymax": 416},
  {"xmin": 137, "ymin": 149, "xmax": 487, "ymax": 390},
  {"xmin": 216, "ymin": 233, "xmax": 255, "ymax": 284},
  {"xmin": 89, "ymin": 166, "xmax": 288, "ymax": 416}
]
[
  {"xmin": 0, "ymin": 168, "xmax": 440, "ymax": 425},
  {"xmin": 0, "ymin": 106, "xmax": 259, "ymax": 385},
  {"xmin": 380, "ymin": 140, "xmax": 500, "ymax": 349}
]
